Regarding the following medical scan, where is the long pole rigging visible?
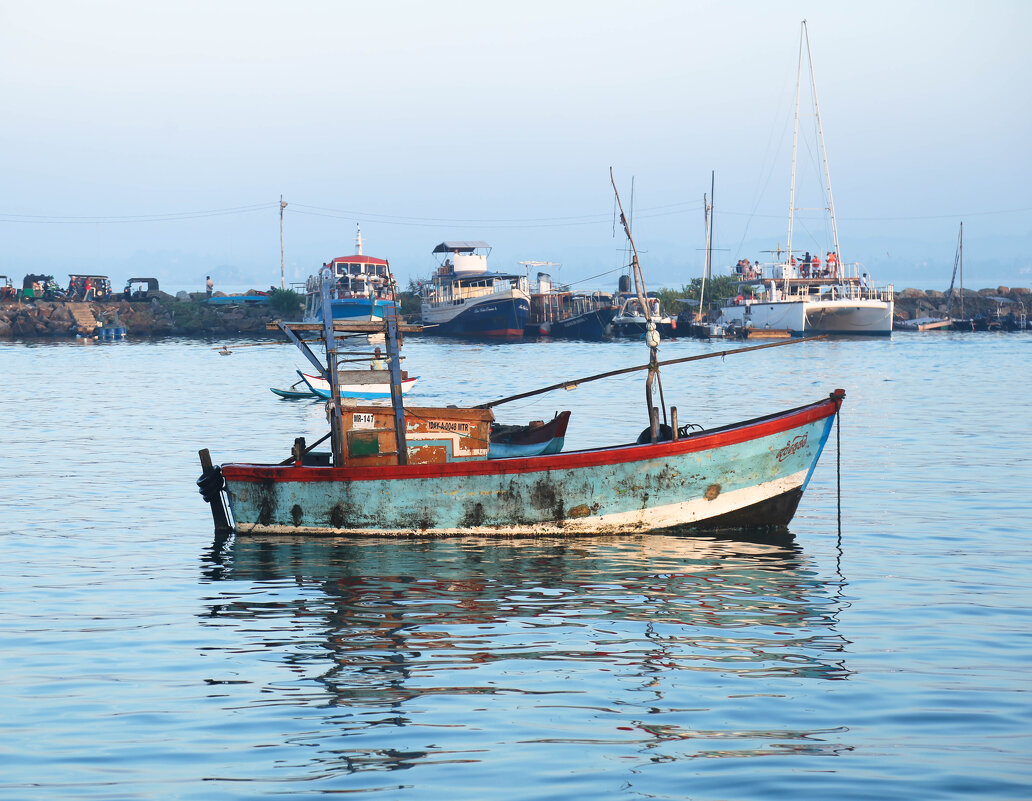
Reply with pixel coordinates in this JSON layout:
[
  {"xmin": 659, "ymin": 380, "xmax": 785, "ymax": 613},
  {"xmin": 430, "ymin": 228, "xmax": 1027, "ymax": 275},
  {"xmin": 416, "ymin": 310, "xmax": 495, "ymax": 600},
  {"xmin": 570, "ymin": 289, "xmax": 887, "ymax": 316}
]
[
  {"xmin": 610, "ymin": 167, "xmax": 664, "ymax": 441},
  {"xmin": 477, "ymin": 336, "xmax": 826, "ymax": 409}
]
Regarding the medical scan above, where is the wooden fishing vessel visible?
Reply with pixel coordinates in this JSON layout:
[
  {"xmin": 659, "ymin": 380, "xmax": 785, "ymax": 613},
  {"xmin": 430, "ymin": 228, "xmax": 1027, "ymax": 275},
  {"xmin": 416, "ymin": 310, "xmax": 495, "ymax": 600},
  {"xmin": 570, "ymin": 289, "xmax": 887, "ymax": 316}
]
[{"xmin": 197, "ymin": 177, "xmax": 843, "ymax": 538}]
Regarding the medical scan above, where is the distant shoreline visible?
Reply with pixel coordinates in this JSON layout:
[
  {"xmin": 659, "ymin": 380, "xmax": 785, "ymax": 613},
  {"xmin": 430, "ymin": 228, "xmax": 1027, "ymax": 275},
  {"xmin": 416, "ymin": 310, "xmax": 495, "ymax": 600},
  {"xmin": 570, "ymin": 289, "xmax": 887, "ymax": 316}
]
[{"xmin": 1, "ymin": 285, "xmax": 1028, "ymax": 339}]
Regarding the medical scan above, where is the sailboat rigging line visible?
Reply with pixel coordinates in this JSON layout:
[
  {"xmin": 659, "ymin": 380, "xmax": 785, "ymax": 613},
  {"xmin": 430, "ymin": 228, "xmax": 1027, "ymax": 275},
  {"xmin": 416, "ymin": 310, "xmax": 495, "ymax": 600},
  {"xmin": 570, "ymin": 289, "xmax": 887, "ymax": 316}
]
[{"xmin": 476, "ymin": 335, "xmax": 827, "ymax": 409}]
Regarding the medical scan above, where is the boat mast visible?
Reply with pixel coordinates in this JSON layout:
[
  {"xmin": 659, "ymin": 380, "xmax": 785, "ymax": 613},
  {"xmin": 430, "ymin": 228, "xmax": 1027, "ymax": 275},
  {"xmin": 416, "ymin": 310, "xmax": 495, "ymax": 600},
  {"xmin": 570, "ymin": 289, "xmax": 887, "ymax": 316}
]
[
  {"xmin": 959, "ymin": 221, "xmax": 964, "ymax": 318},
  {"xmin": 611, "ymin": 168, "xmax": 665, "ymax": 442},
  {"xmin": 279, "ymin": 195, "xmax": 288, "ymax": 289},
  {"xmin": 698, "ymin": 171, "xmax": 714, "ymax": 321},
  {"xmin": 355, "ymin": 223, "xmax": 363, "ymax": 255},
  {"xmin": 787, "ymin": 26, "xmax": 804, "ymax": 261},
  {"xmin": 803, "ymin": 20, "xmax": 843, "ymax": 277}
]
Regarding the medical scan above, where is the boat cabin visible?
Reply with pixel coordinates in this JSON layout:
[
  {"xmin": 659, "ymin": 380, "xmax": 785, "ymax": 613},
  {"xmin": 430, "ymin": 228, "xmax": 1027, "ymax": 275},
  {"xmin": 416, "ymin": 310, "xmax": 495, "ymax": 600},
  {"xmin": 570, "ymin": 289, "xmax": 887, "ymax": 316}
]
[
  {"xmin": 433, "ymin": 241, "xmax": 491, "ymax": 275},
  {"xmin": 421, "ymin": 241, "xmax": 529, "ymax": 306},
  {"xmin": 336, "ymin": 402, "xmax": 495, "ymax": 467},
  {"xmin": 304, "ymin": 254, "xmax": 395, "ymax": 319}
]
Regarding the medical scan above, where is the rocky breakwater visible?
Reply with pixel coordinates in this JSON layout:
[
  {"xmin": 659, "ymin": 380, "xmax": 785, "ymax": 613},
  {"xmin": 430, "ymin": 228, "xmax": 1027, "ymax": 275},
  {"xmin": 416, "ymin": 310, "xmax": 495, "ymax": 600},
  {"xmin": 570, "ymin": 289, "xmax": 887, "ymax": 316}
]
[
  {"xmin": 893, "ymin": 286, "xmax": 1030, "ymax": 323},
  {"xmin": 0, "ymin": 295, "xmax": 281, "ymax": 338}
]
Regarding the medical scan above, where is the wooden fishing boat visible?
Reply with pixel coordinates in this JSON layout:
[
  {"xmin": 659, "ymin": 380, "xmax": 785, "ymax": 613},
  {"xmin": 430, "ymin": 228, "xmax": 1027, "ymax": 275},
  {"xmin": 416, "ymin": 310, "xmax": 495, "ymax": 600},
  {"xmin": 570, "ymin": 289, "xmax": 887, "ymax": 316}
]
[
  {"xmin": 210, "ymin": 392, "xmax": 841, "ymax": 536},
  {"xmin": 197, "ymin": 176, "xmax": 843, "ymax": 538},
  {"xmin": 488, "ymin": 410, "xmax": 571, "ymax": 459}
]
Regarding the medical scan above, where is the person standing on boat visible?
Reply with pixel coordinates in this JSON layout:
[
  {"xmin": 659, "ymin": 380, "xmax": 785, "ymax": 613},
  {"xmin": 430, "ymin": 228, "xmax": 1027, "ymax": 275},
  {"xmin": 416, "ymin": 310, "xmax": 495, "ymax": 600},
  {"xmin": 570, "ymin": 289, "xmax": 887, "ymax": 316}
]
[
  {"xmin": 860, "ymin": 273, "xmax": 869, "ymax": 297},
  {"xmin": 206, "ymin": 276, "xmax": 214, "ymax": 298},
  {"xmin": 371, "ymin": 347, "xmax": 386, "ymax": 370}
]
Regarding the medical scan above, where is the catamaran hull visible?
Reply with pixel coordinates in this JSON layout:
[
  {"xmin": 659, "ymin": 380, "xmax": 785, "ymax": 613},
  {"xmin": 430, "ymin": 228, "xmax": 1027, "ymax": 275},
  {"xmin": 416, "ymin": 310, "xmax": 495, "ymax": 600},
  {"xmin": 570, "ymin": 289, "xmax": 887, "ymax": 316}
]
[
  {"xmin": 721, "ymin": 299, "xmax": 893, "ymax": 336},
  {"xmin": 218, "ymin": 392, "xmax": 842, "ymax": 536}
]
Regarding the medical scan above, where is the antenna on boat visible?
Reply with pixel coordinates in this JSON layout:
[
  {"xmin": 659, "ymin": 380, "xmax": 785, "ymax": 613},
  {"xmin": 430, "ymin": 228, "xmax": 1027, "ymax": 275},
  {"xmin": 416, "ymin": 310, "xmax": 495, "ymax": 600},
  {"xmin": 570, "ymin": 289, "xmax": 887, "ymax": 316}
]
[{"xmin": 610, "ymin": 167, "xmax": 665, "ymax": 443}]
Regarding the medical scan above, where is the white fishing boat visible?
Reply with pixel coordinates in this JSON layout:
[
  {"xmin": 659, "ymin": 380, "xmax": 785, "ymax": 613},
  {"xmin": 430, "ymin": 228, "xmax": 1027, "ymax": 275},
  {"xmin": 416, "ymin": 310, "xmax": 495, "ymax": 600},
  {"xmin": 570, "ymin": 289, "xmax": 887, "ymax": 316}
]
[{"xmin": 719, "ymin": 21, "xmax": 893, "ymax": 337}]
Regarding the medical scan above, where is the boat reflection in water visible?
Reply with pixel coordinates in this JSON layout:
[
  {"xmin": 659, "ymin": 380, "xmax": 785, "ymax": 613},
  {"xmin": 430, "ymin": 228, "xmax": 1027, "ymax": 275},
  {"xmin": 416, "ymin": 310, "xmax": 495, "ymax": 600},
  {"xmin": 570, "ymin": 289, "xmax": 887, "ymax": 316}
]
[{"xmin": 199, "ymin": 533, "xmax": 852, "ymax": 777}]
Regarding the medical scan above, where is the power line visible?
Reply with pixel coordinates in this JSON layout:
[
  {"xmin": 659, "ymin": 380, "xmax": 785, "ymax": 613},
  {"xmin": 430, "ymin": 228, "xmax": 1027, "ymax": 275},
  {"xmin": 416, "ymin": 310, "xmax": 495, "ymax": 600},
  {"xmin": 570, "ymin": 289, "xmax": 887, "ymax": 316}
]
[{"xmin": 0, "ymin": 202, "xmax": 277, "ymax": 224}]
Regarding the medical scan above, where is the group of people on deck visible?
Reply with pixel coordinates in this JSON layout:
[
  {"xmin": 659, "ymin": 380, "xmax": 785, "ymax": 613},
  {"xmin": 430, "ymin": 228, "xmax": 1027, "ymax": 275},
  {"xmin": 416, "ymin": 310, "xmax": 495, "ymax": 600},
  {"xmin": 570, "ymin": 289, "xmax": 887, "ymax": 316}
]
[
  {"xmin": 733, "ymin": 259, "xmax": 762, "ymax": 279},
  {"xmin": 789, "ymin": 251, "xmax": 838, "ymax": 278}
]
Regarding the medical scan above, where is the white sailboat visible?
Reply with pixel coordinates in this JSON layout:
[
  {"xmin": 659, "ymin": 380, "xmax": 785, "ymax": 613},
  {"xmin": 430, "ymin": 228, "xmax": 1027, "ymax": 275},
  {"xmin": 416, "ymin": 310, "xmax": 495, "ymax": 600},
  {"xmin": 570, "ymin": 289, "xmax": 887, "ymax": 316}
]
[{"xmin": 720, "ymin": 20, "xmax": 894, "ymax": 336}]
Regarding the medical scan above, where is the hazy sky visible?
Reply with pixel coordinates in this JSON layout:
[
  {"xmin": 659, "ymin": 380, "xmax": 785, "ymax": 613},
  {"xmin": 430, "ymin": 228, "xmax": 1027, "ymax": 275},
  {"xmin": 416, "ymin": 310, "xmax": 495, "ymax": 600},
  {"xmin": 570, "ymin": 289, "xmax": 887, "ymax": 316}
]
[{"xmin": 2, "ymin": 0, "xmax": 1029, "ymax": 292}]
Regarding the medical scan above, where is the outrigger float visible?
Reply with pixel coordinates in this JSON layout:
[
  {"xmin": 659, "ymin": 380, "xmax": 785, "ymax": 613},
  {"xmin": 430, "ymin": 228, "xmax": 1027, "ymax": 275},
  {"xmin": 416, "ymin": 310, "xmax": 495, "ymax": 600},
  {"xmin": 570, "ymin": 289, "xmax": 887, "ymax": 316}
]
[{"xmin": 198, "ymin": 176, "xmax": 844, "ymax": 537}]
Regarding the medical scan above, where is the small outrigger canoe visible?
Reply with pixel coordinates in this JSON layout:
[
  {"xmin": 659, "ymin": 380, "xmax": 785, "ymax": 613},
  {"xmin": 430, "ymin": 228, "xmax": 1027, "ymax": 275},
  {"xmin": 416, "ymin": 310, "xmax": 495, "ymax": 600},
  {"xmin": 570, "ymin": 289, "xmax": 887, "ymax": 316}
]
[
  {"xmin": 270, "ymin": 386, "xmax": 320, "ymax": 399},
  {"xmin": 299, "ymin": 370, "xmax": 418, "ymax": 400}
]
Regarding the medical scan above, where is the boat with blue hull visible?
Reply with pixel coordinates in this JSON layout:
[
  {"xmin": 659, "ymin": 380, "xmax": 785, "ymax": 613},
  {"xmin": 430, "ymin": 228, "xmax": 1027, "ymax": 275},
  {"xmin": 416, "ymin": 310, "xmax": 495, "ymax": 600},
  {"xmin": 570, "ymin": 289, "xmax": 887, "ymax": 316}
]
[
  {"xmin": 524, "ymin": 270, "xmax": 616, "ymax": 340},
  {"xmin": 303, "ymin": 226, "xmax": 398, "ymax": 324},
  {"xmin": 419, "ymin": 242, "xmax": 530, "ymax": 338},
  {"xmin": 216, "ymin": 392, "xmax": 841, "ymax": 536}
]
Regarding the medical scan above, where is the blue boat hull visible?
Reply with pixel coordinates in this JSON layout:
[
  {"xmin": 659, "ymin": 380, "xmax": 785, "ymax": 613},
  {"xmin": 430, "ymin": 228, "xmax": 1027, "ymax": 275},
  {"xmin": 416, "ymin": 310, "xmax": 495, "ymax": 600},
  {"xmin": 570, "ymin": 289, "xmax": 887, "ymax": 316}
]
[
  {"xmin": 219, "ymin": 392, "xmax": 842, "ymax": 536},
  {"xmin": 528, "ymin": 308, "xmax": 617, "ymax": 340},
  {"xmin": 308, "ymin": 298, "xmax": 395, "ymax": 322},
  {"xmin": 430, "ymin": 298, "xmax": 530, "ymax": 338}
]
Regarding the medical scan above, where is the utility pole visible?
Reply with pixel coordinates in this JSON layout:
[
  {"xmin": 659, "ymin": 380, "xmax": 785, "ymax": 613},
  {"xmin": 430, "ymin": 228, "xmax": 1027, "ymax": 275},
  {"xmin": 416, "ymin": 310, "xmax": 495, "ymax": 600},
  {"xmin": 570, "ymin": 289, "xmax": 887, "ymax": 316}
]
[{"xmin": 279, "ymin": 195, "xmax": 288, "ymax": 289}]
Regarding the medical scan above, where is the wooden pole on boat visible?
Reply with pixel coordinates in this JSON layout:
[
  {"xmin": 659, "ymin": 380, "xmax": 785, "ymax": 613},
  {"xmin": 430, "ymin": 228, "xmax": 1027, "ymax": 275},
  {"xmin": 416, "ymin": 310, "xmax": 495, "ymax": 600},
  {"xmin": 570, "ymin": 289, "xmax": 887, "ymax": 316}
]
[
  {"xmin": 476, "ymin": 335, "xmax": 827, "ymax": 409},
  {"xmin": 197, "ymin": 448, "xmax": 232, "ymax": 534},
  {"xmin": 319, "ymin": 274, "xmax": 346, "ymax": 465},
  {"xmin": 611, "ymin": 167, "xmax": 663, "ymax": 443},
  {"xmin": 383, "ymin": 291, "xmax": 409, "ymax": 465}
]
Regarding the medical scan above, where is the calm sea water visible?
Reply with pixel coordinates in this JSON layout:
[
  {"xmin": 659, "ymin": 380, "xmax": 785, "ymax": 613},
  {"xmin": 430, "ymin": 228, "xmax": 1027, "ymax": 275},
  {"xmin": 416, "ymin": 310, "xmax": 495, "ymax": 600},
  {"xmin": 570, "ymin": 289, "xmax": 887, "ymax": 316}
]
[{"xmin": 1, "ymin": 332, "xmax": 1030, "ymax": 800}]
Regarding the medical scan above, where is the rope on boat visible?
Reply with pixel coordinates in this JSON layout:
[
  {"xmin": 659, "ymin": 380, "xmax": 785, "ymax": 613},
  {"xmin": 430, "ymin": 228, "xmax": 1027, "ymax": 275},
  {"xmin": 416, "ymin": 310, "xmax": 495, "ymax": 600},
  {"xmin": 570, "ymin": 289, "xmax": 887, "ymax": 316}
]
[
  {"xmin": 476, "ymin": 335, "xmax": 827, "ymax": 409},
  {"xmin": 835, "ymin": 389, "xmax": 842, "ymax": 539}
]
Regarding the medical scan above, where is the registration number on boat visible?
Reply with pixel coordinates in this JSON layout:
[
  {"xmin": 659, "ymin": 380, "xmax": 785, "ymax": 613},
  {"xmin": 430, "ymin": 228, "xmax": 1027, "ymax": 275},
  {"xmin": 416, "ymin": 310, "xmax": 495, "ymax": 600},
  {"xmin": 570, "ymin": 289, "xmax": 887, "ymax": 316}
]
[{"xmin": 352, "ymin": 413, "xmax": 376, "ymax": 429}]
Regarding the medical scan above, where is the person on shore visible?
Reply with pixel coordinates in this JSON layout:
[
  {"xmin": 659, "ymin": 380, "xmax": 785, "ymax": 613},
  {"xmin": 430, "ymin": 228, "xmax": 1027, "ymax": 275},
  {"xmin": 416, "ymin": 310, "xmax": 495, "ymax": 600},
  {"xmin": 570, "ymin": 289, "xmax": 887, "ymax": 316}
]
[
  {"xmin": 206, "ymin": 276, "xmax": 214, "ymax": 297},
  {"xmin": 84, "ymin": 278, "xmax": 93, "ymax": 301}
]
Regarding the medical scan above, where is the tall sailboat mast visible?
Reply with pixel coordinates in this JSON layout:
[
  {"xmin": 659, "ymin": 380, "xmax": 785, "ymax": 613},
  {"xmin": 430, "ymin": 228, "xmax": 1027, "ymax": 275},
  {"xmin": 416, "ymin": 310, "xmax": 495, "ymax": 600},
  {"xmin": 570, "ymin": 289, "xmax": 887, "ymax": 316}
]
[
  {"xmin": 787, "ymin": 29, "xmax": 803, "ymax": 260},
  {"xmin": 803, "ymin": 20, "xmax": 842, "ymax": 275},
  {"xmin": 787, "ymin": 20, "xmax": 842, "ymax": 276}
]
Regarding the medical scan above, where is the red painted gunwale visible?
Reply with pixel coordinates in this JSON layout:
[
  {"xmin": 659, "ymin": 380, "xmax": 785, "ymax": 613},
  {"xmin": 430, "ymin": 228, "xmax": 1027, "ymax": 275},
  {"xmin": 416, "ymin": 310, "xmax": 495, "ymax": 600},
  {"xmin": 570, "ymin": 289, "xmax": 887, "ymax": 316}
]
[{"xmin": 221, "ymin": 390, "xmax": 844, "ymax": 485}]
